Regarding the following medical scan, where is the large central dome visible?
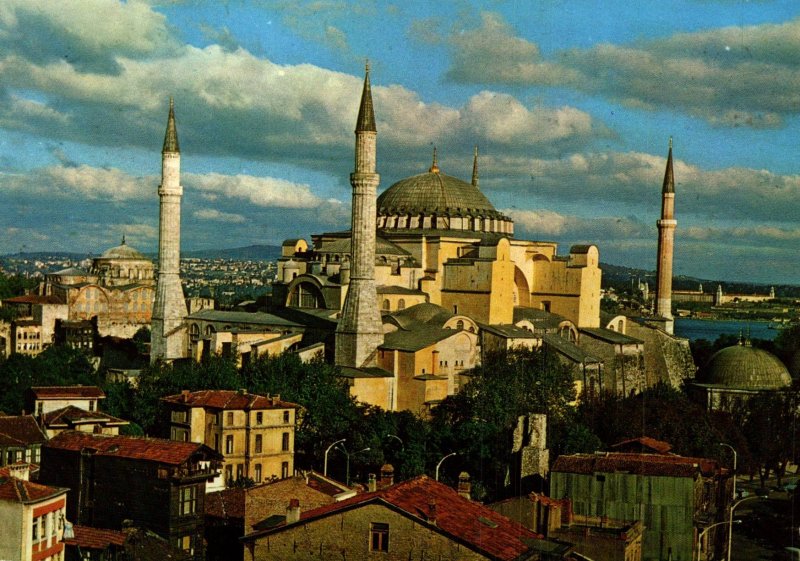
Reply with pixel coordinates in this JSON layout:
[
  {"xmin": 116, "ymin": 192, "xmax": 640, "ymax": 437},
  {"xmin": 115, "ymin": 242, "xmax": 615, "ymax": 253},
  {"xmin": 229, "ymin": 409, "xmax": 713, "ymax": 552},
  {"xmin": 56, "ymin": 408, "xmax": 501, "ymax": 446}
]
[
  {"xmin": 704, "ymin": 341, "xmax": 792, "ymax": 390},
  {"xmin": 376, "ymin": 152, "xmax": 513, "ymax": 237},
  {"xmin": 378, "ymin": 171, "xmax": 499, "ymax": 216}
]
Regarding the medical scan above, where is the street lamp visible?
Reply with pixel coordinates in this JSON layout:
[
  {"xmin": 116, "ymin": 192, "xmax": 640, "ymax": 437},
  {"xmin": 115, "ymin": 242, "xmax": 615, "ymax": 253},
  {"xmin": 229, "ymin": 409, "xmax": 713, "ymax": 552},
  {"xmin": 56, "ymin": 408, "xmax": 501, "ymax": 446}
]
[
  {"xmin": 324, "ymin": 438, "xmax": 346, "ymax": 477},
  {"xmin": 386, "ymin": 434, "xmax": 404, "ymax": 448},
  {"xmin": 697, "ymin": 519, "xmax": 742, "ymax": 561},
  {"xmin": 336, "ymin": 444, "xmax": 370, "ymax": 486},
  {"xmin": 719, "ymin": 442, "xmax": 737, "ymax": 561},
  {"xmin": 435, "ymin": 452, "xmax": 457, "ymax": 481}
]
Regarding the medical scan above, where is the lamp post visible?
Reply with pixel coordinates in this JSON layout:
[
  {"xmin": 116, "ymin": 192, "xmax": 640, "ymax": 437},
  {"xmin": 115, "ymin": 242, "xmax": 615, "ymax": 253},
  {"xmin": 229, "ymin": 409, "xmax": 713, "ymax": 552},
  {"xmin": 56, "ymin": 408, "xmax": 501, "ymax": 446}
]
[
  {"xmin": 337, "ymin": 444, "xmax": 370, "ymax": 486},
  {"xmin": 324, "ymin": 438, "xmax": 345, "ymax": 477},
  {"xmin": 697, "ymin": 519, "xmax": 742, "ymax": 561},
  {"xmin": 435, "ymin": 452, "xmax": 457, "ymax": 481},
  {"xmin": 719, "ymin": 442, "xmax": 737, "ymax": 561},
  {"xmin": 386, "ymin": 434, "xmax": 404, "ymax": 448}
]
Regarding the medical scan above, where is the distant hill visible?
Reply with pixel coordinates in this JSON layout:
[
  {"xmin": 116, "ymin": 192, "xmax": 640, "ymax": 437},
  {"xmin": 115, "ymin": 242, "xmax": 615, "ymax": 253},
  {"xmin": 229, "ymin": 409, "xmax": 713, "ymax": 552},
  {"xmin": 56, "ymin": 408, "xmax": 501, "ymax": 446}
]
[{"xmin": 183, "ymin": 244, "xmax": 282, "ymax": 261}]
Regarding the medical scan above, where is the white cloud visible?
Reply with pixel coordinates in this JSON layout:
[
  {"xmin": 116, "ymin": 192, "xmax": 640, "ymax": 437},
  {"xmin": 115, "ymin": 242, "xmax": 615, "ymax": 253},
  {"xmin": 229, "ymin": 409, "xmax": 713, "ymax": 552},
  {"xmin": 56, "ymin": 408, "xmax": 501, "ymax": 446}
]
[
  {"xmin": 193, "ymin": 208, "xmax": 247, "ymax": 223},
  {"xmin": 185, "ymin": 172, "xmax": 329, "ymax": 209}
]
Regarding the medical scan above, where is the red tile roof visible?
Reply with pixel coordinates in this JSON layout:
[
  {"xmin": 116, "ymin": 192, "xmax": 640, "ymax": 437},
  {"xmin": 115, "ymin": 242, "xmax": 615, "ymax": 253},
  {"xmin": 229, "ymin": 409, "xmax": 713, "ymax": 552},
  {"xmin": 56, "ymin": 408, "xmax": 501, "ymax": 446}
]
[
  {"xmin": 611, "ymin": 437, "xmax": 673, "ymax": 454},
  {"xmin": 205, "ymin": 487, "xmax": 246, "ymax": 520},
  {"xmin": 552, "ymin": 452, "xmax": 721, "ymax": 478},
  {"xmin": 244, "ymin": 476, "xmax": 542, "ymax": 561},
  {"xmin": 0, "ymin": 415, "xmax": 47, "ymax": 447},
  {"xmin": 30, "ymin": 386, "xmax": 105, "ymax": 399},
  {"xmin": 42, "ymin": 406, "xmax": 129, "ymax": 428},
  {"xmin": 161, "ymin": 390, "xmax": 298, "ymax": 411},
  {"xmin": 0, "ymin": 471, "xmax": 66, "ymax": 504},
  {"xmin": 64, "ymin": 525, "xmax": 127, "ymax": 549},
  {"xmin": 45, "ymin": 431, "xmax": 217, "ymax": 466}
]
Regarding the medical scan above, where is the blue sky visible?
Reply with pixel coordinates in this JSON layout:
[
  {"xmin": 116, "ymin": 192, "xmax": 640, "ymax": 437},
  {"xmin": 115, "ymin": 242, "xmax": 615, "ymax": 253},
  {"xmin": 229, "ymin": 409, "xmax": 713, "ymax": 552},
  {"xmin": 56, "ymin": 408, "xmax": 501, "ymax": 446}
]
[{"xmin": 1, "ymin": 1, "xmax": 799, "ymax": 284}]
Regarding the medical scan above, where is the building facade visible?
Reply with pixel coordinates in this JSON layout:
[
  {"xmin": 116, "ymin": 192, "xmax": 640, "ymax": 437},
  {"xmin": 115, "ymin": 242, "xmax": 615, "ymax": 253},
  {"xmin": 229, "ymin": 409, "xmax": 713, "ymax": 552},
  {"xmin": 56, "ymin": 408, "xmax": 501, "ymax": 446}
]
[
  {"xmin": 161, "ymin": 390, "xmax": 297, "ymax": 490},
  {"xmin": 39, "ymin": 432, "xmax": 222, "ymax": 561}
]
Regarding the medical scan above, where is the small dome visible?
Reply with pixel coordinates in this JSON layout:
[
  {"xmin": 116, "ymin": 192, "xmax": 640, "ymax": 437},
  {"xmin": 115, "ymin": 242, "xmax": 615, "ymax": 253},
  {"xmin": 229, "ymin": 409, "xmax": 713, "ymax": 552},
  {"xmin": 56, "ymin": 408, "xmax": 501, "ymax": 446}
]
[
  {"xmin": 378, "ymin": 171, "xmax": 501, "ymax": 219},
  {"xmin": 283, "ymin": 259, "xmax": 300, "ymax": 270},
  {"xmin": 704, "ymin": 342, "xmax": 792, "ymax": 390},
  {"xmin": 100, "ymin": 238, "xmax": 146, "ymax": 260}
]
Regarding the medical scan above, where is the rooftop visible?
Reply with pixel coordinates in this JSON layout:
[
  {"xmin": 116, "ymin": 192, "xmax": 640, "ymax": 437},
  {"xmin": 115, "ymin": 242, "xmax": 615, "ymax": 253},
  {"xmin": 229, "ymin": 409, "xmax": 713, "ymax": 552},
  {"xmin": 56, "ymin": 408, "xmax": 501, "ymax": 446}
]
[
  {"xmin": 243, "ymin": 475, "xmax": 541, "ymax": 561},
  {"xmin": 0, "ymin": 415, "xmax": 48, "ymax": 447},
  {"xmin": 30, "ymin": 385, "xmax": 105, "ymax": 400},
  {"xmin": 553, "ymin": 452, "xmax": 721, "ymax": 478},
  {"xmin": 161, "ymin": 390, "xmax": 298, "ymax": 411},
  {"xmin": 45, "ymin": 431, "xmax": 219, "ymax": 466},
  {"xmin": 64, "ymin": 525, "xmax": 127, "ymax": 550},
  {"xmin": 0, "ymin": 467, "xmax": 66, "ymax": 504},
  {"xmin": 41, "ymin": 406, "xmax": 129, "ymax": 428}
]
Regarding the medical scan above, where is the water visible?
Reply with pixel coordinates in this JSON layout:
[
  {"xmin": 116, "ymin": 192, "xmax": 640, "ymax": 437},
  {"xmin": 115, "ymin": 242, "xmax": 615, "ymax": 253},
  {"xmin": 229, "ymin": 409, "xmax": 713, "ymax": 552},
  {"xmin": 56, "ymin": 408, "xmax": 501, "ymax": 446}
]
[{"xmin": 673, "ymin": 317, "xmax": 780, "ymax": 342}]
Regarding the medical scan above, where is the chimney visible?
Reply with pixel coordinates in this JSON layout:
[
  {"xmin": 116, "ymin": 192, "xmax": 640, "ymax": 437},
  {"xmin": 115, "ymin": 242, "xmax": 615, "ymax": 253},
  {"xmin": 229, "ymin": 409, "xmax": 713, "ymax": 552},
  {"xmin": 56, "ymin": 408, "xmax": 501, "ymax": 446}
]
[
  {"xmin": 457, "ymin": 472, "xmax": 471, "ymax": 500},
  {"xmin": 272, "ymin": 394, "xmax": 281, "ymax": 405},
  {"xmin": 238, "ymin": 388, "xmax": 247, "ymax": 395},
  {"xmin": 286, "ymin": 498, "xmax": 301, "ymax": 524},
  {"xmin": 379, "ymin": 464, "xmax": 394, "ymax": 488},
  {"xmin": 427, "ymin": 498, "xmax": 437, "ymax": 525},
  {"xmin": 8, "ymin": 462, "xmax": 30, "ymax": 481},
  {"xmin": 181, "ymin": 389, "xmax": 190, "ymax": 403},
  {"xmin": 368, "ymin": 473, "xmax": 377, "ymax": 492}
]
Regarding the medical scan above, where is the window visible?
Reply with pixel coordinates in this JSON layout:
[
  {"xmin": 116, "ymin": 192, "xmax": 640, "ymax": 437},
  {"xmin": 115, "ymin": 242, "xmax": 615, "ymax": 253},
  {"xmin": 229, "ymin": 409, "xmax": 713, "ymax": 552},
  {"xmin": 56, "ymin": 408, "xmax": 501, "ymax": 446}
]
[
  {"xmin": 89, "ymin": 400, "xmax": 95, "ymax": 412},
  {"xmin": 171, "ymin": 427, "xmax": 188, "ymax": 442},
  {"xmin": 256, "ymin": 412, "xmax": 263, "ymax": 425},
  {"xmin": 225, "ymin": 435, "xmax": 234, "ymax": 454},
  {"xmin": 178, "ymin": 535, "xmax": 193, "ymax": 555},
  {"xmin": 32, "ymin": 516, "xmax": 40, "ymax": 543},
  {"xmin": 214, "ymin": 434, "xmax": 220, "ymax": 452},
  {"xmin": 254, "ymin": 435, "xmax": 263, "ymax": 454},
  {"xmin": 254, "ymin": 464, "xmax": 262, "ymax": 482},
  {"xmin": 225, "ymin": 464, "xmax": 233, "ymax": 483},
  {"xmin": 171, "ymin": 410, "xmax": 188, "ymax": 423},
  {"xmin": 398, "ymin": 299, "xmax": 405, "ymax": 310},
  {"xmin": 226, "ymin": 412, "xmax": 234, "ymax": 426},
  {"xmin": 179, "ymin": 486, "xmax": 197, "ymax": 515},
  {"xmin": 282, "ymin": 461, "xmax": 289, "ymax": 479},
  {"xmin": 236, "ymin": 464, "xmax": 244, "ymax": 480},
  {"xmin": 282, "ymin": 432, "xmax": 290, "ymax": 452},
  {"xmin": 370, "ymin": 523, "xmax": 389, "ymax": 552},
  {"xmin": 283, "ymin": 410, "xmax": 290, "ymax": 424}
]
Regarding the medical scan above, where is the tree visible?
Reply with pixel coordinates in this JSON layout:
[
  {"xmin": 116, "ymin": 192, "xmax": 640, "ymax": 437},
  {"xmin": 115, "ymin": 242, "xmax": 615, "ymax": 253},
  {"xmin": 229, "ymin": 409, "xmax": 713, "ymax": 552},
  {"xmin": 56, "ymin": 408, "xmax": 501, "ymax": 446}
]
[{"xmin": 429, "ymin": 347, "xmax": 578, "ymax": 500}]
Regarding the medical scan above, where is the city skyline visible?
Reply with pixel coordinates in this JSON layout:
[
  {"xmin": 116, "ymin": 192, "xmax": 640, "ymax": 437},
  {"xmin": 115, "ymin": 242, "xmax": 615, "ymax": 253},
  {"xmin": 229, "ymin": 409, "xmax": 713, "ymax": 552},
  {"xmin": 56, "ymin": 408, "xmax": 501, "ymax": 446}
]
[{"xmin": 2, "ymin": 1, "xmax": 800, "ymax": 283}]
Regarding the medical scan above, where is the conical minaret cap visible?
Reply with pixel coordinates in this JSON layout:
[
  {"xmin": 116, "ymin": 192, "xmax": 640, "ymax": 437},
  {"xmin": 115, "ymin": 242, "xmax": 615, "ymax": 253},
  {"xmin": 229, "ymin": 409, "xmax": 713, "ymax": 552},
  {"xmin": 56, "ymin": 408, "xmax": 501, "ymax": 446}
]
[
  {"xmin": 355, "ymin": 63, "xmax": 377, "ymax": 133},
  {"xmin": 662, "ymin": 137, "xmax": 674, "ymax": 194},
  {"xmin": 471, "ymin": 145, "xmax": 479, "ymax": 188},
  {"xmin": 162, "ymin": 97, "xmax": 180, "ymax": 153}
]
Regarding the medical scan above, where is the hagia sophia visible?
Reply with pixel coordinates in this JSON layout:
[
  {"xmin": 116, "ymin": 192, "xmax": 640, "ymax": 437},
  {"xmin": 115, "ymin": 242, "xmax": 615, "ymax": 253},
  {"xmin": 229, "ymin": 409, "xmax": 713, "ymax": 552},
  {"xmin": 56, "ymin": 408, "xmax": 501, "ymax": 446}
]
[{"xmin": 10, "ymin": 67, "xmax": 796, "ymax": 417}]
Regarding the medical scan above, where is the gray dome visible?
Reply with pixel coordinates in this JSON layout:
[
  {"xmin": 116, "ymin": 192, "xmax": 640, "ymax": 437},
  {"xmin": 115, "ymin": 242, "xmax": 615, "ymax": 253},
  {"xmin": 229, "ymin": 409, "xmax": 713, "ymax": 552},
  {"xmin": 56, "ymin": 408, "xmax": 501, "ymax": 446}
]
[
  {"xmin": 705, "ymin": 342, "xmax": 792, "ymax": 390},
  {"xmin": 377, "ymin": 171, "xmax": 502, "ymax": 219},
  {"xmin": 100, "ymin": 240, "xmax": 146, "ymax": 260}
]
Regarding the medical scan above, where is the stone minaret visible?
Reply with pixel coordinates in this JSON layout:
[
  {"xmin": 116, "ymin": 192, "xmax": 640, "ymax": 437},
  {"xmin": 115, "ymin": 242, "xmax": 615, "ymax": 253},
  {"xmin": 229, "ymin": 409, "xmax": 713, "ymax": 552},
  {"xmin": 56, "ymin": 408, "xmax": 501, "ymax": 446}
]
[
  {"xmin": 151, "ymin": 98, "xmax": 188, "ymax": 363},
  {"xmin": 655, "ymin": 138, "xmax": 676, "ymax": 334},
  {"xmin": 471, "ymin": 145, "xmax": 479, "ymax": 188},
  {"xmin": 335, "ymin": 66, "xmax": 383, "ymax": 368}
]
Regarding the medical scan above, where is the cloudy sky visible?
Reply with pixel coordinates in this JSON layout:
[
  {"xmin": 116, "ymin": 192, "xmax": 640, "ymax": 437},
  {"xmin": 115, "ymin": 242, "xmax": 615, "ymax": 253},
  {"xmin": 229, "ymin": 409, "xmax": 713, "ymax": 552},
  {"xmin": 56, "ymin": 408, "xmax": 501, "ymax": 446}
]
[{"xmin": 2, "ymin": 0, "xmax": 799, "ymax": 284}]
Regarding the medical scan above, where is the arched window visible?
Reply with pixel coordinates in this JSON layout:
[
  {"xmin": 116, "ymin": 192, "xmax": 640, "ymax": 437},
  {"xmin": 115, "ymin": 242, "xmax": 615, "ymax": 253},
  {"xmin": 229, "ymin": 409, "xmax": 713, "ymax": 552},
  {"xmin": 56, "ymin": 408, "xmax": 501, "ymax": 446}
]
[
  {"xmin": 398, "ymin": 299, "xmax": 405, "ymax": 310},
  {"xmin": 456, "ymin": 320, "xmax": 464, "ymax": 330},
  {"xmin": 382, "ymin": 299, "xmax": 390, "ymax": 311},
  {"xmin": 205, "ymin": 325, "xmax": 216, "ymax": 337}
]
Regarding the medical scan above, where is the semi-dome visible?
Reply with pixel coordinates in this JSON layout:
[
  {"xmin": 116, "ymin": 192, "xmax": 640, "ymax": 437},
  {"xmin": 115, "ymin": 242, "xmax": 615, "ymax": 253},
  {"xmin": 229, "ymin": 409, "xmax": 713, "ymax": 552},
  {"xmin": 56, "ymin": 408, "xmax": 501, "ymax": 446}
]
[
  {"xmin": 376, "ymin": 150, "xmax": 513, "ymax": 237},
  {"xmin": 704, "ymin": 341, "xmax": 792, "ymax": 390}
]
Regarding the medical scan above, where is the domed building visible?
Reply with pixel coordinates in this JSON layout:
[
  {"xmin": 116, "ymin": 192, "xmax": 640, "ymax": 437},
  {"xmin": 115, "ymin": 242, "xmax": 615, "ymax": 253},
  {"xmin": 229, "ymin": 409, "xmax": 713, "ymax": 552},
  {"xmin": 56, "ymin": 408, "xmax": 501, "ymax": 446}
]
[
  {"xmin": 40, "ymin": 237, "xmax": 156, "ymax": 338},
  {"xmin": 692, "ymin": 339, "xmax": 793, "ymax": 411}
]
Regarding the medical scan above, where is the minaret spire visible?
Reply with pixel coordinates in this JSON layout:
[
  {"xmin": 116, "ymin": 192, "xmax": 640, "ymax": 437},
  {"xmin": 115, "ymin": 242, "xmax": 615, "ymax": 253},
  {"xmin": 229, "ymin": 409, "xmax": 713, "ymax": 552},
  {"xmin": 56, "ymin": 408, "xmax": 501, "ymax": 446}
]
[
  {"xmin": 336, "ymin": 66, "xmax": 384, "ymax": 369},
  {"xmin": 471, "ymin": 145, "xmax": 479, "ymax": 188},
  {"xmin": 152, "ymin": 98, "xmax": 188, "ymax": 363},
  {"xmin": 429, "ymin": 146, "xmax": 439, "ymax": 173},
  {"xmin": 655, "ymin": 137, "xmax": 677, "ymax": 334}
]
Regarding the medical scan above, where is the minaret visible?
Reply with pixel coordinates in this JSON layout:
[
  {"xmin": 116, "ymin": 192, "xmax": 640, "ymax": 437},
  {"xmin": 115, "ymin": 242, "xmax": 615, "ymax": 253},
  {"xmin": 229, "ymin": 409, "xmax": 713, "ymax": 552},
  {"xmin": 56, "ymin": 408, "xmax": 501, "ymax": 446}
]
[
  {"xmin": 335, "ymin": 66, "xmax": 384, "ymax": 368},
  {"xmin": 471, "ymin": 145, "xmax": 479, "ymax": 188},
  {"xmin": 655, "ymin": 138, "xmax": 676, "ymax": 334},
  {"xmin": 151, "ymin": 98, "xmax": 189, "ymax": 363}
]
